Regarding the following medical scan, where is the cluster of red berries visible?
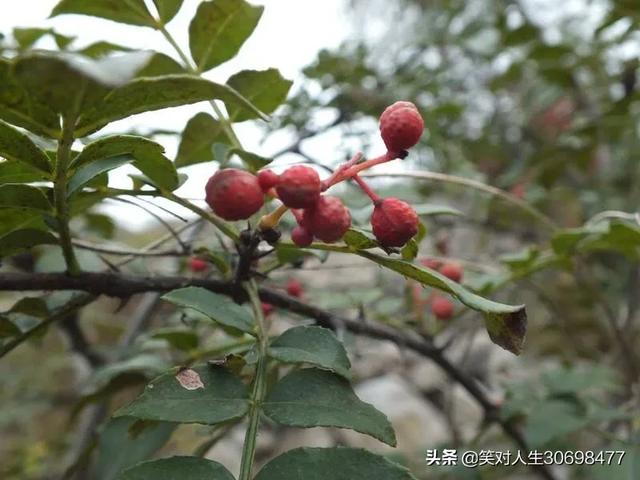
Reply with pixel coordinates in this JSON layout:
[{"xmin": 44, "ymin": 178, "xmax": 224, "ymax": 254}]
[
  {"xmin": 204, "ymin": 101, "xmax": 425, "ymax": 249},
  {"xmin": 420, "ymin": 258, "xmax": 464, "ymax": 320}
]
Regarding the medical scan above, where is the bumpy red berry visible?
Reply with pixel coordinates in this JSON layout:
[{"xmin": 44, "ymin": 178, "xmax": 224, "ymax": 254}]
[
  {"xmin": 302, "ymin": 195, "xmax": 351, "ymax": 243},
  {"xmin": 188, "ymin": 257, "xmax": 208, "ymax": 272},
  {"xmin": 379, "ymin": 101, "xmax": 424, "ymax": 152},
  {"xmin": 261, "ymin": 302, "xmax": 274, "ymax": 316},
  {"xmin": 205, "ymin": 168, "xmax": 264, "ymax": 220},
  {"xmin": 371, "ymin": 198, "xmax": 419, "ymax": 247},
  {"xmin": 257, "ymin": 169, "xmax": 280, "ymax": 192},
  {"xmin": 286, "ymin": 279, "xmax": 304, "ymax": 298},
  {"xmin": 439, "ymin": 262, "xmax": 463, "ymax": 283},
  {"xmin": 291, "ymin": 226, "xmax": 314, "ymax": 247},
  {"xmin": 431, "ymin": 296, "xmax": 454, "ymax": 320},
  {"xmin": 276, "ymin": 165, "xmax": 322, "ymax": 208}
]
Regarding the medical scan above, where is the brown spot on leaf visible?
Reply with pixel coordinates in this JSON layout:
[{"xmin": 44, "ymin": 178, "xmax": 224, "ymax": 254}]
[{"xmin": 175, "ymin": 368, "xmax": 205, "ymax": 390}]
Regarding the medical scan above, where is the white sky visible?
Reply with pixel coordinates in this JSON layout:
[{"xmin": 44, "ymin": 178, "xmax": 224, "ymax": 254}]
[{"xmin": 2, "ymin": 0, "xmax": 352, "ymax": 231}]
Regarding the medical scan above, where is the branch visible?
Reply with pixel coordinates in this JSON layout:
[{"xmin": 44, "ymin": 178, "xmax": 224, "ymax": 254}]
[{"xmin": 0, "ymin": 271, "xmax": 555, "ymax": 480}]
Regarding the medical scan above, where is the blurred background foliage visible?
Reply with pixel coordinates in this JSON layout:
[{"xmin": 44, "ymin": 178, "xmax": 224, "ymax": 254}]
[{"xmin": 1, "ymin": 0, "xmax": 639, "ymax": 479}]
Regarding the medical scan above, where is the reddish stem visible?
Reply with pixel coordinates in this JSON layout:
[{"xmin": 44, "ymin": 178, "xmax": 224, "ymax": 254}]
[
  {"xmin": 322, "ymin": 152, "xmax": 363, "ymax": 191},
  {"xmin": 352, "ymin": 174, "xmax": 381, "ymax": 203},
  {"xmin": 335, "ymin": 150, "xmax": 397, "ymax": 184}
]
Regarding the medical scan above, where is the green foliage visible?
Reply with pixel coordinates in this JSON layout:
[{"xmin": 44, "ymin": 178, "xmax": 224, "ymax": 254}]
[
  {"xmin": 188, "ymin": 0, "xmax": 263, "ymax": 72},
  {"xmin": 74, "ymin": 75, "xmax": 267, "ymax": 137},
  {"xmin": 175, "ymin": 112, "xmax": 226, "ymax": 167},
  {"xmin": 117, "ymin": 456, "xmax": 235, "ymax": 480},
  {"xmin": 0, "ymin": 120, "xmax": 51, "ymax": 174},
  {"xmin": 264, "ymin": 368, "xmax": 397, "ymax": 446},
  {"xmin": 226, "ymin": 69, "xmax": 293, "ymax": 121},
  {"xmin": 51, "ymin": 0, "xmax": 157, "ymax": 27},
  {"xmin": 161, "ymin": 287, "xmax": 255, "ymax": 335},
  {"xmin": 268, "ymin": 325, "xmax": 351, "ymax": 379},
  {"xmin": 93, "ymin": 417, "xmax": 175, "ymax": 480},
  {"xmin": 254, "ymin": 447, "xmax": 417, "ymax": 480},
  {"xmin": 2, "ymin": 0, "xmax": 638, "ymax": 478},
  {"xmin": 116, "ymin": 365, "xmax": 250, "ymax": 424}
]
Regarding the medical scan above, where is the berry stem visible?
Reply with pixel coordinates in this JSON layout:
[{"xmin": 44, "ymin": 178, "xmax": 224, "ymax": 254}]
[
  {"xmin": 328, "ymin": 151, "xmax": 398, "ymax": 188},
  {"xmin": 352, "ymin": 174, "xmax": 381, "ymax": 203},
  {"xmin": 258, "ymin": 203, "xmax": 289, "ymax": 231},
  {"xmin": 322, "ymin": 152, "xmax": 363, "ymax": 190}
]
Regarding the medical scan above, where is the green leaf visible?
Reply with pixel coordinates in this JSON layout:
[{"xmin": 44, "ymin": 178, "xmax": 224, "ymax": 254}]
[
  {"xmin": 12, "ymin": 51, "xmax": 155, "ymax": 116},
  {"xmin": 0, "ymin": 120, "xmax": 52, "ymax": 174},
  {"xmin": 0, "ymin": 208, "xmax": 47, "ymax": 237},
  {"xmin": 226, "ymin": 69, "xmax": 292, "ymax": 121},
  {"xmin": 117, "ymin": 456, "xmax": 235, "ymax": 480},
  {"xmin": 116, "ymin": 364, "xmax": 249, "ymax": 424},
  {"xmin": 0, "ymin": 316, "xmax": 21, "ymax": 338},
  {"xmin": 134, "ymin": 53, "xmax": 184, "ymax": 78},
  {"xmin": 343, "ymin": 229, "xmax": 378, "ymax": 250},
  {"xmin": 91, "ymin": 355, "xmax": 170, "ymax": 391},
  {"xmin": 94, "ymin": 417, "xmax": 175, "ymax": 480},
  {"xmin": 0, "ymin": 58, "xmax": 60, "ymax": 138},
  {"xmin": 8, "ymin": 297, "xmax": 49, "ymax": 317},
  {"xmin": 524, "ymin": 399, "xmax": 589, "ymax": 447},
  {"xmin": 78, "ymin": 41, "xmax": 133, "ymax": 58},
  {"xmin": 0, "ymin": 161, "xmax": 47, "ymax": 184},
  {"xmin": 264, "ymin": 368, "xmax": 396, "ymax": 446},
  {"xmin": 401, "ymin": 238, "xmax": 418, "ymax": 261},
  {"xmin": 75, "ymin": 75, "xmax": 268, "ymax": 137},
  {"xmin": 13, "ymin": 27, "xmax": 50, "ymax": 49},
  {"xmin": 356, "ymin": 251, "xmax": 527, "ymax": 355},
  {"xmin": 268, "ymin": 326, "xmax": 351, "ymax": 379},
  {"xmin": 51, "ymin": 0, "xmax": 156, "ymax": 27},
  {"xmin": 161, "ymin": 286, "xmax": 255, "ymax": 335},
  {"xmin": 67, "ymin": 156, "xmax": 132, "ymax": 195},
  {"xmin": 0, "ymin": 228, "xmax": 57, "ymax": 257},
  {"xmin": 71, "ymin": 135, "xmax": 178, "ymax": 190},
  {"xmin": 175, "ymin": 112, "xmax": 226, "ymax": 168},
  {"xmin": 0, "ymin": 184, "xmax": 51, "ymax": 211},
  {"xmin": 226, "ymin": 147, "xmax": 272, "ymax": 172},
  {"xmin": 152, "ymin": 328, "xmax": 199, "ymax": 351},
  {"xmin": 255, "ymin": 447, "xmax": 417, "ymax": 480},
  {"xmin": 189, "ymin": 0, "xmax": 263, "ymax": 72},
  {"xmin": 53, "ymin": 32, "xmax": 75, "ymax": 49},
  {"xmin": 153, "ymin": 0, "xmax": 183, "ymax": 24}
]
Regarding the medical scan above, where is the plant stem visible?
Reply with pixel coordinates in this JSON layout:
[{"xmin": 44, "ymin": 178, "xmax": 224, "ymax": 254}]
[
  {"xmin": 238, "ymin": 280, "xmax": 269, "ymax": 480},
  {"xmin": 352, "ymin": 174, "xmax": 381, "ymax": 203},
  {"xmin": 157, "ymin": 24, "xmax": 243, "ymax": 149},
  {"xmin": 55, "ymin": 115, "xmax": 81, "ymax": 274}
]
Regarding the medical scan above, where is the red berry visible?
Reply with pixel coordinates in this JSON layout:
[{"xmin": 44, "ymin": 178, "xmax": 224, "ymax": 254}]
[
  {"xmin": 381, "ymin": 101, "xmax": 418, "ymax": 116},
  {"xmin": 261, "ymin": 302, "xmax": 274, "ymax": 316},
  {"xmin": 431, "ymin": 296, "xmax": 454, "ymax": 320},
  {"xmin": 439, "ymin": 262, "xmax": 463, "ymax": 283},
  {"xmin": 420, "ymin": 258, "xmax": 441, "ymax": 270},
  {"xmin": 371, "ymin": 198, "xmax": 419, "ymax": 247},
  {"xmin": 276, "ymin": 165, "xmax": 322, "ymax": 208},
  {"xmin": 291, "ymin": 226, "xmax": 314, "ymax": 247},
  {"xmin": 257, "ymin": 169, "xmax": 280, "ymax": 192},
  {"xmin": 205, "ymin": 168, "xmax": 264, "ymax": 221},
  {"xmin": 286, "ymin": 279, "xmax": 304, "ymax": 298},
  {"xmin": 379, "ymin": 101, "xmax": 424, "ymax": 152},
  {"xmin": 302, "ymin": 195, "xmax": 351, "ymax": 243},
  {"xmin": 188, "ymin": 257, "xmax": 208, "ymax": 272}
]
